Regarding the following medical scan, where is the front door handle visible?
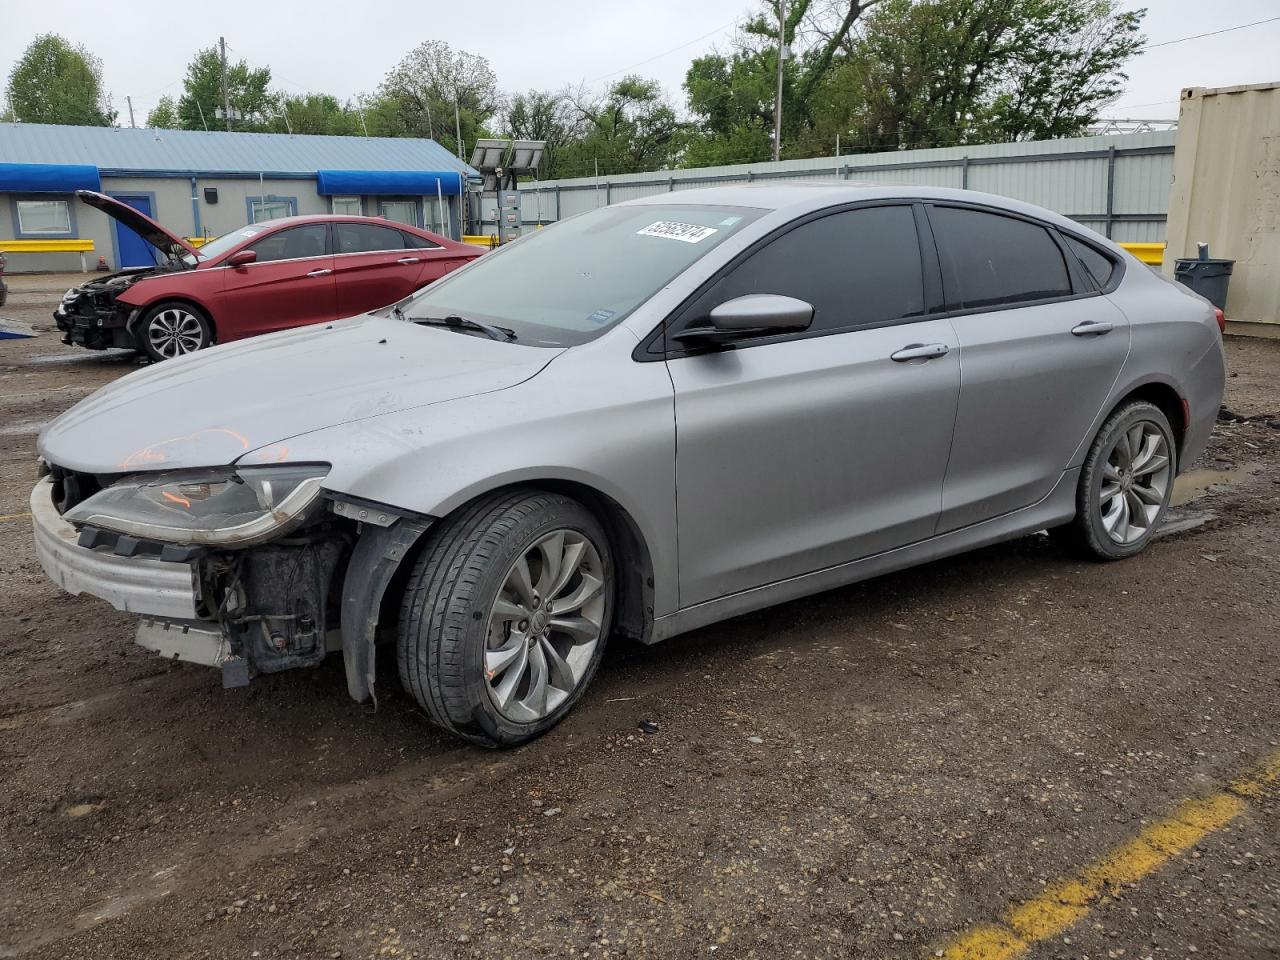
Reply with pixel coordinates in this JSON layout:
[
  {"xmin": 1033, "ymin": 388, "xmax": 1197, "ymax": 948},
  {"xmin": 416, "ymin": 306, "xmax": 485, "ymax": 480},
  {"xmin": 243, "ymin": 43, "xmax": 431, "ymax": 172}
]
[
  {"xmin": 891, "ymin": 342, "xmax": 950, "ymax": 362},
  {"xmin": 306, "ymin": 268, "xmax": 333, "ymax": 277},
  {"xmin": 396, "ymin": 257, "xmax": 421, "ymax": 264},
  {"xmin": 1071, "ymin": 320, "xmax": 1113, "ymax": 336}
]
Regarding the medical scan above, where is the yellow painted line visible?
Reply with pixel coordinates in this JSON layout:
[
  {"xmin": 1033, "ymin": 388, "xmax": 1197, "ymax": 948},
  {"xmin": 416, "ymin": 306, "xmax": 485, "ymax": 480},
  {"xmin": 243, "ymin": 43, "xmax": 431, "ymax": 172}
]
[
  {"xmin": 0, "ymin": 512, "xmax": 32, "ymax": 522},
  {"xmin": 934, "ymin": 749, "xmax": 1280, "ymax": 960}
]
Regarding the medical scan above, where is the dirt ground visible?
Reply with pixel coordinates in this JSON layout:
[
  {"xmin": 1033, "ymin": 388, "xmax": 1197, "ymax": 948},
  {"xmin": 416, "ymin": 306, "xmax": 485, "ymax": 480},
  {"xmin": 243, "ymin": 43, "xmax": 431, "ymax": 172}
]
[{"xmin": 2, "ymin": 272, "xmax": 1279, "ymax": 960}]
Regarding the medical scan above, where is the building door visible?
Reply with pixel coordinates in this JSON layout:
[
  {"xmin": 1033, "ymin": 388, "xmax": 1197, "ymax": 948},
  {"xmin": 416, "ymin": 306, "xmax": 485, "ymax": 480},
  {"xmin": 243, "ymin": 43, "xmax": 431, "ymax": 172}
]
[{"xmin": 111, "ymin": 195, "xmax": 158, "ymax": 268}]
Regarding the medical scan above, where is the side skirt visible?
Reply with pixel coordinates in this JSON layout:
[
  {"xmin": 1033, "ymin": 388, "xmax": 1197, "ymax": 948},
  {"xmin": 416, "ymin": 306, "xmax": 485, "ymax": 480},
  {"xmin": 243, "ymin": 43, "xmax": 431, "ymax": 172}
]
[{"xmin": 650, "ymin": 467, "xmax": 1080, "ymax": 643}]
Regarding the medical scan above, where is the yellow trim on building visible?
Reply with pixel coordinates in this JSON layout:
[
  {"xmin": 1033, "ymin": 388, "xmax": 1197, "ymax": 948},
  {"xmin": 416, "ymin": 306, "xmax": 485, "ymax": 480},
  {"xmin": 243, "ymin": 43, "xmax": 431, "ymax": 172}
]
[{"xmin": 0, "ymin": 238, "xmax": 95, "ymax": 253}]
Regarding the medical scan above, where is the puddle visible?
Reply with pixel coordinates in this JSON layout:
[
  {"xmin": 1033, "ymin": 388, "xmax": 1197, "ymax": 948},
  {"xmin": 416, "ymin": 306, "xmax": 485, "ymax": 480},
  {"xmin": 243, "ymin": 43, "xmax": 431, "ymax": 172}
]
[{"xmin": 1171, "ymin": 464, "xmax": 1259, "ymax": 506}]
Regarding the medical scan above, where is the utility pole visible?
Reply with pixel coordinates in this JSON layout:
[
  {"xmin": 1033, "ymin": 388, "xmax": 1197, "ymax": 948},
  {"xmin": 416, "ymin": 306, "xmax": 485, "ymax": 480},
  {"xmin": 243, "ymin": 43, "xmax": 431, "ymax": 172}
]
[
  {"xmin": 219, "ymin": 36, "xmax": 232, "ymax": 132},
  {"xmin": 772, "ymin": 0, "xmax": 786, "ymax": 162},
  {"xmin": 126, "ymin": 96, "xmax": 135, "ymax": 128},
  {"xmin": 454, "ymin": 95, "xmax": 464, "ymax": 161}
]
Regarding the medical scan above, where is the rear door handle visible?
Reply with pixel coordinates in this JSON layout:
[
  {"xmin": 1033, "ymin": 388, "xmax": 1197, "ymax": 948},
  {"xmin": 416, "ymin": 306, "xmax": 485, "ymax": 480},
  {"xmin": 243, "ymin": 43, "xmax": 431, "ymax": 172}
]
[
  {"xmin": 1071, "ymin": 320, "xmax": 1113, "ymax": 336},
  {"xmin": 396, "ymin": 257, "xmax": 421, "ymax": 264},
  {"xmin": 306, "ymin": 268, "xmax": 333, "ymax": 277},
  {"xmin": 891, "ymin": 342, "xmax": 950, "ymax": 362}
]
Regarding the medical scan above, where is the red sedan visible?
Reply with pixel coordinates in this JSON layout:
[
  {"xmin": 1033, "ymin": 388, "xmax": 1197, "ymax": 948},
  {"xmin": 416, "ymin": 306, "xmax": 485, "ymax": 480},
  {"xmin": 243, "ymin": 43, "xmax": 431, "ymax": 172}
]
[{"xmin": 55, "ymin": 191, "xmax": 482, "ymax": 361}]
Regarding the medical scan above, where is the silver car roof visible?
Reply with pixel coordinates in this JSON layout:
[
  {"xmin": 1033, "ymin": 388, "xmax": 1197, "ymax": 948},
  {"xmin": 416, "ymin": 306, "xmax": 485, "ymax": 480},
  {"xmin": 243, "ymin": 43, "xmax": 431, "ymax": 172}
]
[{"xmin": 621, "ymin": 182, "xmax": 1103, "ymax": 244}]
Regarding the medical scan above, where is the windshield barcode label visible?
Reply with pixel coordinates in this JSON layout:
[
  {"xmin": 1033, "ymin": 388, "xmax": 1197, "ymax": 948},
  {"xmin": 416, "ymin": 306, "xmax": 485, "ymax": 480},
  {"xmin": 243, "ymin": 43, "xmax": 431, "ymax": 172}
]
[{"xmin": 637, "ymin": 221, "xmax": 719, "ymax": 243}]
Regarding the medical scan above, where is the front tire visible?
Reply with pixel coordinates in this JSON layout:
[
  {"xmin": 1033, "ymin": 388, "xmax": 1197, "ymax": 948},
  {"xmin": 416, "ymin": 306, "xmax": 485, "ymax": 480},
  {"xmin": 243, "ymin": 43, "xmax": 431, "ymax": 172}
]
[
  {"xmin": 397, "ymin": 489, "xmax": 614, "ymax": 747},
  {"xmin": 138, "ymin": 301, "xmax": 212, "ymax": 361},
  {"xmin": 1060, "ymin": 400, "xmax": 1177, "ymax": 560}
]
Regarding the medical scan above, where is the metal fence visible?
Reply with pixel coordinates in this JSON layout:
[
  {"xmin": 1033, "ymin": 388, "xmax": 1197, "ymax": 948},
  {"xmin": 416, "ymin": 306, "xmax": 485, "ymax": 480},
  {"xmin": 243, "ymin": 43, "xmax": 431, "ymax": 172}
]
[{"xmin": 516, "ymin": 131, "xmax": 1176, "ymax": 243}]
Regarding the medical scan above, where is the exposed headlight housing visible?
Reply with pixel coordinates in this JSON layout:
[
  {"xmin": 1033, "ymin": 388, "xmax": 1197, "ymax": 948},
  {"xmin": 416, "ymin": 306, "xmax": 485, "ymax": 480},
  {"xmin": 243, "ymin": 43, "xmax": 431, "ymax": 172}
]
[{"xmin": 64, "ymin": 464, "xmax": 330, "ymax": 548}]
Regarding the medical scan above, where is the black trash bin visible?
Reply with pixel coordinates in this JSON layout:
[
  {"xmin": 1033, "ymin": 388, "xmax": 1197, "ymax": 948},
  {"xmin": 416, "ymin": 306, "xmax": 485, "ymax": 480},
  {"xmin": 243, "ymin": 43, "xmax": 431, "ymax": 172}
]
[{"xmin": 1174, "ymin": 257, "xmax": 1234, "ymax": 311}]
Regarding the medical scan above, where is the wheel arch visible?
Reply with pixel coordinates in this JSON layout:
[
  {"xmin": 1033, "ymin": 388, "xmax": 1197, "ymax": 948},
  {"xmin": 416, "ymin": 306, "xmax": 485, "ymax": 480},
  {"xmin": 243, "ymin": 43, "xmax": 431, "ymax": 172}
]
[
  {"xmin": 1108, "ymin": 379, "xmax": 1189, "ymax": 465},
  {"xmin": 339, "ymin": 477, "xmax": 658, "ymax": 704},
  {"xmin": 130, "ymin": 294, "xmax": 218, "ymax": 344}
]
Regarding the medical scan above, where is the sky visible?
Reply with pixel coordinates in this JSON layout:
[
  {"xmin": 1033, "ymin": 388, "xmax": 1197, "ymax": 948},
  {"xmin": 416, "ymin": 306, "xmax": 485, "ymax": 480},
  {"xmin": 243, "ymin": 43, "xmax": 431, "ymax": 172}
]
[{"xmin": 0, "ymin": 0, "xmax": 1278, "ymax": 126}]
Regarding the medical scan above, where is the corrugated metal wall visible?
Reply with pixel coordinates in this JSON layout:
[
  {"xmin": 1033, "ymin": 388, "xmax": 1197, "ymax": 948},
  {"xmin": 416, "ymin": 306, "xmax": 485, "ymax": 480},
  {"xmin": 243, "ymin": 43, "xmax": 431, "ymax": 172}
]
[{"xmin": 517, "ymin": 131, "xmax": 1175, "ymax": 243}]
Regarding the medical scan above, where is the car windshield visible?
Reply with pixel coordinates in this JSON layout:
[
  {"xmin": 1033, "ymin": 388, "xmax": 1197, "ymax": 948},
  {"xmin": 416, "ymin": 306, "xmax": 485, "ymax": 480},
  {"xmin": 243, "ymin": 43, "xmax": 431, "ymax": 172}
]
[
  {"xmin": 404, "ymin": 204, "xmax": 764, "ymax": 346},
  {"xmin": 179, "ymin": 225, "xmax": 270, "ymax": 266}
]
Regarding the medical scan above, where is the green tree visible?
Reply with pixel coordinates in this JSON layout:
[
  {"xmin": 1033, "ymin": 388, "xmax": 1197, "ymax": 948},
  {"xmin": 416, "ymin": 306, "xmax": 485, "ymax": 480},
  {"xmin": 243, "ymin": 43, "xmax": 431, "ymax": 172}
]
[
  {"xmin": 682, "ymin": 1, "xmax": 879, "ymax": 166},
  {"xmin": 982, "ymin": 0, "xmax": 1146, "ymax": 141},
  {"xmin": 5, "ymin": 33, "xmax": 115, "ymax": 126},
  {"xmin": 501, "ymin": 90, "xmax": 587, "ymax": 180},
  {"xmin": 682, "ymin": 0, "xmax": 1144, "ymax": 165},
  {"xmin": 177, "ymin": 45, "xmax": 273, "ymax": 131},
  {"xmin": 831, "ymin": 0, "xmax": 1144, "ymax": 151},
  {"xmin": 268, "ymin": 93, "xmax": 364, "ymax": 136},
  {"xmin": 377, "ymin": 40, "xmax": 499, "ymax": 154},
  {"xmin": 146, "ymin": 95, "xmax": 179, "ymax": 129},
  {"xmin": 560, "ymin": 77, "xmax": 683, "ymax": 177}
]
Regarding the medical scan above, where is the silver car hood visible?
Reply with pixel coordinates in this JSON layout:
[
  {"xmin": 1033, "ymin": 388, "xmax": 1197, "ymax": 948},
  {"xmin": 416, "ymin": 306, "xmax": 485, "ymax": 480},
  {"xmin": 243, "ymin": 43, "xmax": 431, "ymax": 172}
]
[{"xmin": 39, "ymin": 314, "xmax": 561, "ymax": 474}]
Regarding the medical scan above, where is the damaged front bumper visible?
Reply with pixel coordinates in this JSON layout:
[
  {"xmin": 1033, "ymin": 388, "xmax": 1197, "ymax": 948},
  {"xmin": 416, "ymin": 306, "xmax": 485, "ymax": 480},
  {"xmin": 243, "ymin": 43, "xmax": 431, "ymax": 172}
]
[
  {"xmin": 32, "ymin": 474, "xmax": 432, "ymax": 700},
  {"xmin": 30, "ymin": 475, "xmax": 346, "ymax": 687},
  {"xmin": 53, "ymin": 300, "xmax": 137, "ymax": 351},
  {"xmin": 31, "ymin": 476, "xmax": 201, "ymax": 620}
]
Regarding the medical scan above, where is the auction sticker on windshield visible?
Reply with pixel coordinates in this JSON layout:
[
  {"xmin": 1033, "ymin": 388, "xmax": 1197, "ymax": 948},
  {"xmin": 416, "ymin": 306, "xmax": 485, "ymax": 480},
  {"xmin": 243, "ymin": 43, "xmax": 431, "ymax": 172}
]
[{"xmin": 637, "ymin": 221, "xmax": 719, "ymax": 243}]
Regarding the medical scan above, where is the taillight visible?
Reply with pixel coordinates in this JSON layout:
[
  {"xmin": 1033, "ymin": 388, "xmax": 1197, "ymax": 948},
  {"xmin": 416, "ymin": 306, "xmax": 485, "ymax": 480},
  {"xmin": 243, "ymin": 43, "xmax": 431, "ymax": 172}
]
[{"xmin": 1214, "ymin": 308, "xmax": 1226, "ymax": 333}]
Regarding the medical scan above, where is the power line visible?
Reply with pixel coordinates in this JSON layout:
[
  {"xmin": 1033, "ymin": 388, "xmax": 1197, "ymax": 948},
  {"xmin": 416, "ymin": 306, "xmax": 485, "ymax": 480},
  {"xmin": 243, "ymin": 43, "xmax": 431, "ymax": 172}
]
[
  {"xmin": 587, "ymin": 16, "xmax": 744, "ymax": 83},
  {"xmin": 1141, "ymin": 14, "xmax": 1280, "ymax": 51}
]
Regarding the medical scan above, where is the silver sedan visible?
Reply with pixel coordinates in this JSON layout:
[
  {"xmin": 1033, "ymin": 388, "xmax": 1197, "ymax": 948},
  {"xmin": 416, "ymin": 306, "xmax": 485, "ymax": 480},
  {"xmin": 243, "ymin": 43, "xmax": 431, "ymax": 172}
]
[{"xmin": 32, "ymin": 184, "xmax": 1225, "ymax": 746}]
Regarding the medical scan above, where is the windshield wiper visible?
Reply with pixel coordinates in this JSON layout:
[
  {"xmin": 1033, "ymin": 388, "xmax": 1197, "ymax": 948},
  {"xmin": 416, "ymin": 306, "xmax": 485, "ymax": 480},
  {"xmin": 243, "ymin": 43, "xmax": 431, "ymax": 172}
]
[{"xmin": 409, "ymin": 313, "xmax": 516, "ymax": 342}]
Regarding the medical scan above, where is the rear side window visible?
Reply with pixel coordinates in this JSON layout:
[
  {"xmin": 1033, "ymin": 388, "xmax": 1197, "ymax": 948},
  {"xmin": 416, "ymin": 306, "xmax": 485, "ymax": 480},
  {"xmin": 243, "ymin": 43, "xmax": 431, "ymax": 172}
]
[
  {"xmin": 401, "ymin": 231, "xmax": 440, "ymax": 250},
  {"xmin": 685, "ymin": 205, "xmax": 925, "ymax": 335},
  {"xmin": 930, "ymin": 206, "xmax": 1072, "ymax": 309},
  {"xmin": 1064, "ymin": 234, "xmax": 1117, "ymax": 290},
  {"xmin": 248, "ymin": 224, "xmax": 329, "ymax": 263},
  {"xmin": 334, "ymin": 222, "xmax": 408, "ymax": 254}
]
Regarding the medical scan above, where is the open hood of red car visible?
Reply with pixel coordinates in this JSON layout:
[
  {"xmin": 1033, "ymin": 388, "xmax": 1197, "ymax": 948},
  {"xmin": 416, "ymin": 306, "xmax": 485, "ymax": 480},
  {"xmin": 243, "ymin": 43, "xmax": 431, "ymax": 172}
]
[{"xmin": 76, "ymin": 190, "xmax": 200, "ymax": 260}]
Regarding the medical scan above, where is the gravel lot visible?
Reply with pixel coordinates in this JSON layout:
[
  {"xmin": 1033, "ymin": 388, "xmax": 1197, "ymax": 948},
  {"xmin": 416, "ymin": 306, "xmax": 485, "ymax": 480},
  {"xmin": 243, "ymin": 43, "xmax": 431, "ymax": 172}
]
[{"xmin": 2, "ymin": 273, "xmax": 1279, "ymax": 960}]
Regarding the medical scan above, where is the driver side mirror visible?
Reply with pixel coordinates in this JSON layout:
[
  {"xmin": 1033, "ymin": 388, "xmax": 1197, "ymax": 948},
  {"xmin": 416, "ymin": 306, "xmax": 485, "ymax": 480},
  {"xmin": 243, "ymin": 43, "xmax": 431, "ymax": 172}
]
[
  {"xmin": 227, "ymin": 249, "xmax": 257, "ymax": 267},
  {"xmin": 671, "ymin": 294, "xmax": 814, "ymax": 346}
]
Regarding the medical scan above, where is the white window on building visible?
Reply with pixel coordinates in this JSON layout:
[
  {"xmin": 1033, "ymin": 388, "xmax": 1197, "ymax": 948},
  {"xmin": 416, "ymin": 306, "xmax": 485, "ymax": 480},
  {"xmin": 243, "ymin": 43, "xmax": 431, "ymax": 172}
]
[
  {"xmin": 249, "ymin": 198, "xmax": 295, "ymax": 223},
  {"xmin": 16, "ymin": 199, "xmax": 72, "ymax": 235},
  {"xmin": 331, "ymin": 196, "xmax": 362, "ymax": 216},
  {"xmin": 378, "ymin": 200, "xmax": 418, "ymax": 227}
]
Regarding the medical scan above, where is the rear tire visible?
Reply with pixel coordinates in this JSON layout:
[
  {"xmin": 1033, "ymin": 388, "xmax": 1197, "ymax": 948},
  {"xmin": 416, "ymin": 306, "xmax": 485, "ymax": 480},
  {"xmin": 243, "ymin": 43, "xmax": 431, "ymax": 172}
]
[
  {"xmin": 1057, "ymin": 400, "xmax": 1176, "ymax": 561},
  {"xmin": 138, "ymin": 301, "xmax": 212, "ymax": 361},
  {"xmin": 397, "ymin": 489, "xmax": 614, "ymax": 748}
]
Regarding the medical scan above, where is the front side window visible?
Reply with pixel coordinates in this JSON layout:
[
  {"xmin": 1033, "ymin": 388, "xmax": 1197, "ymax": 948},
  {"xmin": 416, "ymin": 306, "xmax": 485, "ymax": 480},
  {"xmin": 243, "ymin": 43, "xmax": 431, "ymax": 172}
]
[
  {"xmin": 17, "ymin": 199, "xmax": 72, "ymax": 235},
  {"xmin": 249, "ymin": 198, "xmax": 296, "ymax": 223},
  {"xmin": 930, "ymin": 206, "xmax": 1072, "ymax": 309},
  {"xmin": 681, "ymin": 205, "xmax": 925, "ymax": 336},
  {"xmin": 379, "ymin": 200, "xmax": 419, "ymax": 226},
  {"xmin": 407, "ymin": 204, "xmax": 764, "ymax": 346},
  {"xmin": 331, "ymin": 196, "xmax": 362, "ymax": 216},
  {"xmin": 248, "ymin": 224, "xmax": 329, "ymax": 263}
]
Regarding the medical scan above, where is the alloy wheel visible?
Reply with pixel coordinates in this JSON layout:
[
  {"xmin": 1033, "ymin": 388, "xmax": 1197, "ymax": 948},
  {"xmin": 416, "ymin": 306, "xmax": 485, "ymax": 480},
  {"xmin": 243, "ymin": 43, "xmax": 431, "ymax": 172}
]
[
  {"xmin": 484, "ymin": 529, "xmax": 606, "ymax": 723},
  {"xmin": 147, "ymin": 308, "xmax": 204, "ymax": 358},
  {"xmin": 1099, "ymin": 420, "xmax": 1171, "ymax": 545}
]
